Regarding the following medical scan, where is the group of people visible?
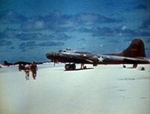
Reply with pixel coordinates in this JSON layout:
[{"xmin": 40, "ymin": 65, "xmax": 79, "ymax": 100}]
[{"xmin": 18, "ymin": 62, "xmax": 38, "ymax": 80}]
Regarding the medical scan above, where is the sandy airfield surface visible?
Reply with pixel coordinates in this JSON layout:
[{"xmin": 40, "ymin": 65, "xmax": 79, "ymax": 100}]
[{"xmin": 0, "ymin": 63, "xmax": 150, "ymax": 114}]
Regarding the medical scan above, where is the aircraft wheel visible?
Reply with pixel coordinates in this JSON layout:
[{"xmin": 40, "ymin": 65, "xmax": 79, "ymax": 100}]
[
  {"xmin": 65, "ymin": 64, "xmax": 76, "ymax": 70},
  {"xmin": 83, "ymin": 66, "xmax": 87, "ymax": 69},
  {"xmin": 70, "ymin": 64, "xmax": 76, "ymax": 70},
  {"xmin": 123, "ymin": 65, "xmax": 126, "ymax": 68},
  {"xmin": 65, "ymin": 64, "xmax": 70, "ymax": 70}
]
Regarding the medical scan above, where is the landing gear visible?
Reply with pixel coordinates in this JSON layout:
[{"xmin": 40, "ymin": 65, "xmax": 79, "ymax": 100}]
[
  {"xmin": 123, "ymin": 64, "xmax": 126, "ymax": 68},
  {"xmin": 80, "ymin": 64, "xmax": 86, "ymax": 69},
  {"xmin": 64, "ymin": 63, "xmax": 87, "ymax": 70},
  {"xmin": 123, "ymin": 64, "xmax": 138, "ymax": 68},
  {"xmin": 65, "ymin": 64, "xmax": 76, "ymax": 70},
  {"xmin": 133, "ymin": 64, "xmax": 137, "ymax": 68}
]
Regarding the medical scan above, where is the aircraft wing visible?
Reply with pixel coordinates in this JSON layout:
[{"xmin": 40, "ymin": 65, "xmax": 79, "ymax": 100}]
[
  {"xmin": 61, "ymin": 52, "xmax": 80, "ymax": 56},
  {"xmin": 61, "ymin": 52, "xmax": 97, "ymax": 63}
]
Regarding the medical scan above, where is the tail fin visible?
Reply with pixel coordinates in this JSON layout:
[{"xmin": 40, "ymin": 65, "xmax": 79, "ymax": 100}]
[{"xmin": 122, "ymin": 38, "xmax": 146, "ymax": 58}]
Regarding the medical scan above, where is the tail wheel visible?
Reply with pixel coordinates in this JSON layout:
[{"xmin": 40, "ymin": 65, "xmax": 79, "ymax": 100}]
[
  {"xmin": 123, "ymin": 64, "xmax": 126, "ymax": 68},
  {"xmin": 133, "ymin": 64, "xmax": 137, "ymax": 68}
]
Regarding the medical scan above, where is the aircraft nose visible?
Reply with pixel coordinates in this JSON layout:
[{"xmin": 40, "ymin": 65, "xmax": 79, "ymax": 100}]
[
  {"xmin": 46, "ymin": 52, "xmax": 57, "ymax": 59},
  {"xmin": 46, "ymin": 52, "xmax": 53, "ymax": 59}
]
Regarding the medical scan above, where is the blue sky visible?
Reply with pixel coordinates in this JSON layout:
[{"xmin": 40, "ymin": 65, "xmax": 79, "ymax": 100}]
[{"xmin": 0, "ymin": 0, "xmax": 150, "ymax": 63}]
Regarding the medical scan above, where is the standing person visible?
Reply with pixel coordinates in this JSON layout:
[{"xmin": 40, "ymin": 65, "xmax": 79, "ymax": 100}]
[
  {"xmin": 30, "ymin": 62, "xmax": 38, "ymax": 80},
  {"xmin": 24, "ymin": 64, "xmax": 30, "ymax": 80},
  {"xmin": 18, "ymin": 64, "xmax": 24, "ymax": 71}
]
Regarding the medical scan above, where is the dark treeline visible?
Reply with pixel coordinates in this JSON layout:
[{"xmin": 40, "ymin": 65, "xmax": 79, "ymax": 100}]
[{"xmin": 3, "ymin": 60, "xmax": 48, "ymax": 66}]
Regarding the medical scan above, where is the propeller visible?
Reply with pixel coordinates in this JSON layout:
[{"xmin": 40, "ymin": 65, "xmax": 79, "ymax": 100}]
[{"xmin": 52, "ymin": 52, "xmax": 59, "ymax": 66}]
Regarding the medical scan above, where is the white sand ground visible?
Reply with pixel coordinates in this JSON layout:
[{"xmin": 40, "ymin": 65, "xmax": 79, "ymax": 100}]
[{"xmin": 0, "ymin": 64, "xmax": 150, "ymax": 114}]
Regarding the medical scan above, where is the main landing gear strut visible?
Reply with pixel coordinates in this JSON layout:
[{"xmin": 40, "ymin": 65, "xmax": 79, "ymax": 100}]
[{"xmin": 123, "ymin": 64, "xmax": 138, "ymax": 68}]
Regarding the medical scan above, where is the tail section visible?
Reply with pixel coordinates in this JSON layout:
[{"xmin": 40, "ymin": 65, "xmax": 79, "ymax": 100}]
[{"xmin": 122, "ymin": 38, "xmax": 146, "ymax": 58}]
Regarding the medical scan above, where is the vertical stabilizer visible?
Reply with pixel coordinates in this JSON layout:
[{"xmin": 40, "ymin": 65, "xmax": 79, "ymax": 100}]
[{"xmin": 122, "ymin": 38, "xmax": 146, "ymax": 58}]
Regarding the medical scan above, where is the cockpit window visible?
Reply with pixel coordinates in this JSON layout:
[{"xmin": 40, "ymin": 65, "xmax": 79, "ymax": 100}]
[{"xmin": 59, "ymin": 49, "xmax": 72, "ymax": 52}]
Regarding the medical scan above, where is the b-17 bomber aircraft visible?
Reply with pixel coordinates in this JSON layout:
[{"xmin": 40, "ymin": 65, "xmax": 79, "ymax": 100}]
[{"xmin": 46, "ymin": 38, "xmax": 150, "ymax": 70}]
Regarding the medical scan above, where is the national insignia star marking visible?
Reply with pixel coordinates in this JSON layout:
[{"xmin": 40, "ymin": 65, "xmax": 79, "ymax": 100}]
[{"xmin": 98, "ymin": 57, "xmax": 104, "ymax": 62}]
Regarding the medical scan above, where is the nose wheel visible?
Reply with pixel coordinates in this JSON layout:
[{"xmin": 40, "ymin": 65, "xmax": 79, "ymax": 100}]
[{"xmin": 65, "ymin": 64, "xmax": 76, "ymax": 70}]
